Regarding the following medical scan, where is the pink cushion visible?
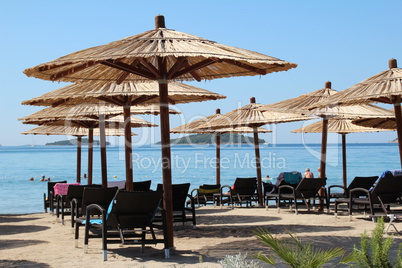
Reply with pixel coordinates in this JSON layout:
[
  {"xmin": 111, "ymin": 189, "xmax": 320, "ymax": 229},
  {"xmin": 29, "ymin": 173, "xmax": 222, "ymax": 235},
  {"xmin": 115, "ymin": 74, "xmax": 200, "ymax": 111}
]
[{"xmin": 54, "ymin": 183, "xmax": 80, "ymax": 196}]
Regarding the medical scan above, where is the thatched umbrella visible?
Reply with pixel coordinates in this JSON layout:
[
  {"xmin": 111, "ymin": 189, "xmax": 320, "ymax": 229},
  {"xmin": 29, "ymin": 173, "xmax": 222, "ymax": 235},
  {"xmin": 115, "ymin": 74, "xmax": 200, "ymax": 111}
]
[
  {"xmin": 20, "ymin": 113, "xmax": 156, "ymax": 187},
  {"xmin": 20, "ymin": 102, "xmax": 178, "ymax": 186},
  {"xmin": 21, "ymin": 125, "xmax": 134, "ymax": 184},
  {"xmin": 307, "ymin": 59, "xmax": 402, "ymax": 167},
  {"xmin": 197, "ymin": 98, "xmax": 314, "ymax": 206},
  {"xmin": 260, "ymin": 81, "xmax": 394, "ymax": 187},
  {"xmin": 259, "ymin": 81, "xmax": 339, "ymax": 179},
  {"xmin": 352, "ymin": 109, "xmax": 396, "ymax": 130},
  {"xmin": 170, "ymin": 108, "xmax": 271, "ymax": 184},
  {"xmin": 23, "ymin": 15, "xmax": 296, "ymax": 250},
  {"xmin": 22, "ymin": 125, "xmax": 129, "ymax": 136},
  {"xmin": 292, "ymin": 117, "xmax": 393, "ymax": 189},
  {"xmin": 22, "ymin": 81, "xmax": 224, "ymax": 192}
]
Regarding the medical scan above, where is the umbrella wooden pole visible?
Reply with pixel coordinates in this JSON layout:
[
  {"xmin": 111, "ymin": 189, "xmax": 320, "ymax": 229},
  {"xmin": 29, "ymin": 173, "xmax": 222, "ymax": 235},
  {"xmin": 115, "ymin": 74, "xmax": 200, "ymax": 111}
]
[
  {"xmin": 392, "ymin": 96, "xmax": 402, "ymax": 168},
  {"xmin": 319, "ymin": 118, "xmax": 328, "ymax": 178},
  {"xmin": 253, "ymin": 126, "xmax": 263, "ymax": 206},
  {"xmin": 159, "ymin": 80, "xmax": 174, "ymax": 249},
  {"xmin": 99, "ymin": 114, "xmax": 108, "ymax": 188},
  {"xmin": 76, "ymin": 136, "xmax": 82, "ymax": 183},
  {"xmin": 318, "ymin": 117, "xmax": 328, "ymax": 210},
  {"xmin": 123, "ymin": 105, "xmax": 134, "ymax": 191},
  {"xmin": 88, "ymin": 127, "xmax": 94, "ymax": 185},
  {"xmin": 342, "ymin": 133, "xmax": 347, "ymax": 191},
  {"xmin": 215, "ymin": 133, "xmax": 221, "ymax": 185}
]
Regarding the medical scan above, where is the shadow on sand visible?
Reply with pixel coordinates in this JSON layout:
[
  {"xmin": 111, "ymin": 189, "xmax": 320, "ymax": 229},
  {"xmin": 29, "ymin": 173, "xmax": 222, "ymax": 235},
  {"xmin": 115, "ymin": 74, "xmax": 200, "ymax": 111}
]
[{"xmin": 0, "ymin": 259, "xmax": 50, "ymax": 268}]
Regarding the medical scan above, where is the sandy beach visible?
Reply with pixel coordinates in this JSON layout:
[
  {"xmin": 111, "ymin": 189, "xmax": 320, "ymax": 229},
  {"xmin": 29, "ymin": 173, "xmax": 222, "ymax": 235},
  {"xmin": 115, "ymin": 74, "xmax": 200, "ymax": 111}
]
[{"xmin": 1, "ymin": 205, "xmax": 402, "ymax": 268}]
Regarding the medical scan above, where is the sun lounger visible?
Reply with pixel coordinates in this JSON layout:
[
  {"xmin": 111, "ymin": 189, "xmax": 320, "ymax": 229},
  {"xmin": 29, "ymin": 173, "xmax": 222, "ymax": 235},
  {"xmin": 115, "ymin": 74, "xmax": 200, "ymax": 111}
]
[
  {"xmin": 156, "ymin": 183, "xmax": 196, "ymax": 228},
  {"xmin": 131, "ymin": 180, "xmax": 152, "ymax": 191},
  {"xmin": 82, "ymin": 190, "xmax": 169, "ymax": 260},
  {"xmin": 264, "ymin": 172, "xmax": 302, "ymax": 208},
  {"xmin": 328, "ymin": 176, "xmax": 378, "ymax": 209},
  {"xmin": 334, "ymin": 171, "xmax": 402, "ymax": 218},
  {"xmin": 74, "ymin": 187, "xmax": 118, "ymax": 247},
  {"xmin": 43, "ymin": 180, "xmax": 66, "ymax": 214},
  {"xmin": 189, "ymin": 184, "xmax": 221, "ymax": 206},
  {"xmin": 277, "ymin": 177, "xmax": 328, "ymax": 214},
  {"xmin": 222, "ymin": 177, "xmax": 258, "ymax": 208}
]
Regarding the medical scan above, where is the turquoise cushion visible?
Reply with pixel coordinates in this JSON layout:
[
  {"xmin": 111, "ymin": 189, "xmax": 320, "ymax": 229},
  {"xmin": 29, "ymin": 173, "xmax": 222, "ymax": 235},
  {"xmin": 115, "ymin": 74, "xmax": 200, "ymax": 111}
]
[{"xmin": 80, "ymin": 219, "xmax": 103, "ymax": 225}]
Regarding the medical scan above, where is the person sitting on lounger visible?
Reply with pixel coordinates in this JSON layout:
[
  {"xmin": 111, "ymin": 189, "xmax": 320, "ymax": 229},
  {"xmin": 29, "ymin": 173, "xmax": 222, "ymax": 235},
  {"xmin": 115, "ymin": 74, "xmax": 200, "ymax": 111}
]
[{"xmin": 304, "ymin": 168, "xmax": 314, "ymax": 178}]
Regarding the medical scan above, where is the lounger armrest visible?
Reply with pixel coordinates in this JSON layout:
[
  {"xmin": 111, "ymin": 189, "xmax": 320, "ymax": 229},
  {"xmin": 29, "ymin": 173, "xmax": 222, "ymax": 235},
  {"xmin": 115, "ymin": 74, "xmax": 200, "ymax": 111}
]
[
  {"xmin": 328, "ymin": 185, "xmax": 345, "ymax": 190},
  {"xmin": 221, "ymin": 185, "xmax": 231, "ymax": 194},
  {"xmin": 86, "ymin": 203, "xmax": 107, "ymax": 219},
  {"xmin": 87, "ymin": 204, "xmax": 106, "ymax": 214},
  {"xmin": 71, "ymin": 198, "xmax": 80, "ymax": 215},
  {"xmin": 190, "ymin": 188, "xmax": 199, "ymax": 197},
  {"xmin": 350, "ymin": 187, "xmax": 370, "ymax": 196},
  {"xmin": 264, "ymin": 184, "xmax": 278, "ymax": 195},
  {"xmin": 278, "ymin": 185, "xmax": 295, "ymax": 195}
]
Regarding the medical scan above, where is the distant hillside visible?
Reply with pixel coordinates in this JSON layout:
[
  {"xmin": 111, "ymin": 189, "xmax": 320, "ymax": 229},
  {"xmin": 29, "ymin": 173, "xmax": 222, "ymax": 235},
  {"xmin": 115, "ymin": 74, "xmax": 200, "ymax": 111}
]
[
  {"xmin": 157, "ymin": 133, "xmax": 265, "ymax": 145},
  {"xmin": 46, "ymin": 138, "xmax": 110, "ymax": 146}
]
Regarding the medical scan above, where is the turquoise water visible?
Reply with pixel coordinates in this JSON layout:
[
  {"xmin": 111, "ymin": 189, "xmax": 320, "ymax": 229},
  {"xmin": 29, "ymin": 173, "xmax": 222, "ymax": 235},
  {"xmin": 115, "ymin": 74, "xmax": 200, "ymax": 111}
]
[{"xmin": 0, "ymin": 143, "xmax": 400, "ymax": 214}]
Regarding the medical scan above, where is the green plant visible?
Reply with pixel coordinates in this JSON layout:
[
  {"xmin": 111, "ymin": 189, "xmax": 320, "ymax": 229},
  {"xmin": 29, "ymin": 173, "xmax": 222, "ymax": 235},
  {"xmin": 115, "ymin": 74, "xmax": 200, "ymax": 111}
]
[
  {"xmin": 219, "ymin": 253, "xmax": 261, "ymax": 268},
  {"xmin": 252, "ymin": 227, "xmax": 351, "ymax": 267},
  {"xmin": 350, "ymin": 217, "xmax": 402, "ymax": 268}
]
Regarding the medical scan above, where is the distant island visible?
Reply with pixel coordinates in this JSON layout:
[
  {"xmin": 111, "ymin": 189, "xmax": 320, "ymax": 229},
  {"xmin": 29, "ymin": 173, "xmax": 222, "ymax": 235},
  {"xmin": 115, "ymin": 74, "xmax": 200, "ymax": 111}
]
[
  {"xmin": 46, "ymin": 138, "xmax": 110, "ymax": 146},
  {"xmin": 157, "ymin": 133, "xmax": 265, "ymax": 145}
]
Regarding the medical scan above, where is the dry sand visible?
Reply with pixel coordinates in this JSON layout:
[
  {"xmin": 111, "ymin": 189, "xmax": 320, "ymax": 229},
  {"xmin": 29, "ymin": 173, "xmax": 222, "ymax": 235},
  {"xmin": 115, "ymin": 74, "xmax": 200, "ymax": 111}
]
[{"xmin": 1, "ymin": 205, "xmax": 402, "ymax": 267}]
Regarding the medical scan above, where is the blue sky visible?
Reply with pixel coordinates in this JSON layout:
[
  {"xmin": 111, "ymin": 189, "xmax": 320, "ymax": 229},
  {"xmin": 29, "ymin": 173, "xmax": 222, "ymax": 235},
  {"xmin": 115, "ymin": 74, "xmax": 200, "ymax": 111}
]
[{"xmin": 1, "ymin": 0, "xmax": 401, "ymax": 146}]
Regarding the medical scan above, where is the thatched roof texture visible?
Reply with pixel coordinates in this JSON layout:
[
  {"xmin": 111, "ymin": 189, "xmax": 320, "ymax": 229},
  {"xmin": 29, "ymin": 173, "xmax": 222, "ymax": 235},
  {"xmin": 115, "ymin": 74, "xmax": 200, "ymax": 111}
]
[
  {"xmin": 170, "ymin": 109, "xmax": 271, "ymax": 134},
  {"xmin": 199, "ymin": 98, "xmax": 315, "ymax": 129},
  {"xmin": 22, "ymin": 125, "xmax": 135, "ymax": 136},
  {"xmin": 21, "ymin": 81, "xmax": 226, "ymax": 107},
  {"xmin": 292, "ymin": 119, "xmax": 393, "ymax": 134},
  {"xmin": 24, "ymin": 16, "xmax": 297, "ymax": 83}
]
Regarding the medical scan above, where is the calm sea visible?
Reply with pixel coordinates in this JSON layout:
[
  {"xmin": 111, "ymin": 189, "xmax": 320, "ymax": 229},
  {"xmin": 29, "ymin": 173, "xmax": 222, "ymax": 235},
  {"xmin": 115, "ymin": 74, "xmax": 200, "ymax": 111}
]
[{"xmin": 0, "ymin": 143, "xmax": 399, "ymax": 214}]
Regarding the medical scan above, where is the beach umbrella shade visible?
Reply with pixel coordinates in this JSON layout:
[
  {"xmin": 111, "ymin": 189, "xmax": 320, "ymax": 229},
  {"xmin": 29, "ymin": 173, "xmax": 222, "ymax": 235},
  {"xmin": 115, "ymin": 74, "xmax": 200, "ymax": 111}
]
[
  {"xmin": 19, "ymin": 102, "xmax": 178, "ymax": 187},
  {"xmin": 23, "ymin": 14, "xmax": 297, "ymax": 249},
  {"xmin": 20, "ymin": 112, "xmax": 156, "ymax": 187},
  {"xmin": 170, "ymin": 108, "xmax": 271, "ymax": 184},
  {"xmin": 291, "ymin": 117, "xmax": 393, "ymax": 189},
  {"xmin": 22, "ymin": 81, "xmax": 224, "ymax": 192},
  {"xmin": 197, "ymin": 98, "xmax": 314, "ymax": 206},
  {"xmin": 260, "ymin": 81, "xmax": 394, "ymax": 191},
  {"xmin": 21, "ymin": 125, "xmax": 135, "ymax": 184},
  {"xmin": 259, "ymin": 81, "xmax": 339, "ymax": 179},
  {"xmin": 307, "ymin": 59, "xmax": 402, "ymax": 167},
  {"xmin": 352, "ymin": 109, "xmax": 397, "ymax": 130}
]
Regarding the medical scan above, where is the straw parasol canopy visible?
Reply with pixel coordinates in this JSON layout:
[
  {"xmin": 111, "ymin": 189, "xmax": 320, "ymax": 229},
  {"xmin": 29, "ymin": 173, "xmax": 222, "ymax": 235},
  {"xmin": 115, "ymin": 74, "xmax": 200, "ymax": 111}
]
[
  {"xmin": 21, "ymin": 81, "xmax": 225, "ymax": 107},
  {"xmin": 22, "ymin": 125, "xmax": 135, "ymax": 184},
  {"xmin": 292, "ymin": 118, "xmax": 393, "ymax": 188},
  {"xmin": 307, "ymin": 59, "xmax": 402, "ymax": 166},
  {"xmin": 352, "ymin": 109, "xmax": 397, "ymax": 130},
  {"xmin": 258, "ymin": 81, "xmax": 340, "ymax": 182},
  {"xmin": 21, "ymin": 81, "xmax": 224, "ymax": 192},
  {"xmin": 260, "ymin": 81, "xmax": 394, "ymax": 180},
  {"xmin": 22, "ymin": 125, "xmax": 133, "ymax": 136},
  {"xmin": 292, "ymin": 118, "xmax": 393, "ymax": 134},
  {"xmin": 23, "ymin": 14, "xmax": 297, "ymax": 250},
  {"xmin": 20, "ymin": 111, "xmax": 156, "ymax": 187},
  {"xmin": 20, "ymin": 102, "xmax": 180, "ymax": 118},
  {"xmin": 20, "ymin": 114, "xmax": 156, "ymax": 128},
  {"xmin": 198, "ymin": 98, "xmax": 314, "ymax": 206},
  {"xmin": 171, "ymin": 108, "xmax": 271, "ymax": 184},
  {"xmin": 260, "ymin": 86, "xmax": 338, "ymax": 113},
  {"xmin": 20, "ymin": 99, "xmax": 179, "ymax": 183}
]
